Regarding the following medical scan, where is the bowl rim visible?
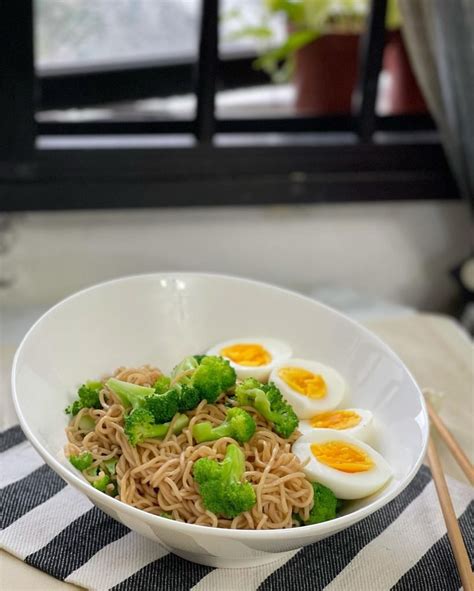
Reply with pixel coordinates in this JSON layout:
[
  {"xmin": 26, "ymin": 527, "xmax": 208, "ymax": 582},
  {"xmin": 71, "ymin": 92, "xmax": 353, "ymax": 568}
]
[{"xmin": 11, "ymin": 271, "xmax": 429, "ymax": 541}]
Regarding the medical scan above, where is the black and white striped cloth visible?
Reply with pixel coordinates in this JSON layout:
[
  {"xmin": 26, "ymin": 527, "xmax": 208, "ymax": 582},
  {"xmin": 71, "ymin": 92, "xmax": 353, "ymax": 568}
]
[{"xmin": 1, "ymin": 425, "xmax": 472, "ymax": 591}]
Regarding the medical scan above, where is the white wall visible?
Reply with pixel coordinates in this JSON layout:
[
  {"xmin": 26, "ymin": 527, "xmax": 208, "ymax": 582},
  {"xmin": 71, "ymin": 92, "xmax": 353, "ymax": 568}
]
[{"xmin": 0, "ymin": 200, "xmax": 469, "ymax": 313}]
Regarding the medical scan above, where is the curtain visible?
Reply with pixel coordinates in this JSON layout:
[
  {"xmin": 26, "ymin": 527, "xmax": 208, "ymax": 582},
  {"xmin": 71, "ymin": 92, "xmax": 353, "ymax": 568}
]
[{"xmin": 398, "ymin": 0, "xmax": 474, "ymax": 200}]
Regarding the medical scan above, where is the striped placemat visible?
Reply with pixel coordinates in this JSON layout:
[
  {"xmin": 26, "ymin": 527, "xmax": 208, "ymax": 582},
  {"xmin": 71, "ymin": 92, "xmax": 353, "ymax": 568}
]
[{"xmin": 1, "ymin": 425, "xmax": 472, "ymax": 591}]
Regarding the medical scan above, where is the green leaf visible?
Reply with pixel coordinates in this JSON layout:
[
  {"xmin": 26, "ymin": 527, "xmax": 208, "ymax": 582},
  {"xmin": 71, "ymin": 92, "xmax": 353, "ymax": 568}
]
[{"xmin": 253, "ymin": 29, "xmax": 318, "ymax": 79}]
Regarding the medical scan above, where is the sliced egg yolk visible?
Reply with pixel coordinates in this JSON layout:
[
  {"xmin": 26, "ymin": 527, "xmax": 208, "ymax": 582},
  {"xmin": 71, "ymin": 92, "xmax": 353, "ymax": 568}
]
[
  {"xmin": 278, "ymin": 367, "xmax": 327, "ymax": 399},
  {"xmin": 310, "ymin": 410, "xmax": 361, "ymax": 430},
  {"xmin": 311, "ymin": 441, "xmax": 374, "ymax": 473},
  {"xmin": 220, "ymin": 343, "xmax": 272, "ymax": 367}
]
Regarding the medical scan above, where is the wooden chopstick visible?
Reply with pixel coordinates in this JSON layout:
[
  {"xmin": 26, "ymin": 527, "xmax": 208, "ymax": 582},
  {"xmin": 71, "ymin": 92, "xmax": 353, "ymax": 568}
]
[
  {"xmin": 425, "ymin": 399, "xmax": 474, "ymax": 485},
  {"xmin": 427, "ymin": 437, "xmax": 473, "ymax": 591}
]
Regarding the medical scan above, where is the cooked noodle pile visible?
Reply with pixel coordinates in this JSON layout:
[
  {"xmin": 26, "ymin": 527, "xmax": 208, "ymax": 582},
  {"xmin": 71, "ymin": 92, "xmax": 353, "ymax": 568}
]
[{"xmin": 66, "ymin": 365, "xmax": 314, "ymax": 529}]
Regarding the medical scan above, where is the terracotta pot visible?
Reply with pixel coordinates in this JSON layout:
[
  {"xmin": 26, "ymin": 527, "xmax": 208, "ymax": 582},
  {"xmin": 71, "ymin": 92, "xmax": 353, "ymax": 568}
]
[
  {"xmin": 383, "ymin": 30, "xmax": 427, "ymax": 114},
  {"xmin": 293, "ymin": 30, "xmax": 428, "ymax": 116},
  {"xmin": 294, "ymin": 33, "xmax": 360, "ymax": 115}
]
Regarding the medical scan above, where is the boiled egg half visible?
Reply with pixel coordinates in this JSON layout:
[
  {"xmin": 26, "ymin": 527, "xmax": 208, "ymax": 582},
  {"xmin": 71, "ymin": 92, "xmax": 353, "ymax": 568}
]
[
  {"xmin": 207, "ymin": 338, "xmax": 292, "ymax": 381},
  {"xmin": 269, "ymin": 358, "xmax": 346, "ymax": 419},
  {"xmin": 299, "ymin": 408, "xmax": 374, "ymax": 443},
  {"xmin": 293, "ymin": 429, "xmax": 392, "ymax": 499}
]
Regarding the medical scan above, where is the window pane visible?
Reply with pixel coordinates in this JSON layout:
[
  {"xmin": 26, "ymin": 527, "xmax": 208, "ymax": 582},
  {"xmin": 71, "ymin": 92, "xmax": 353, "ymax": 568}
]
[
  {"xmin": 35, "ymin": 0, "xmax": 200, "ymax": 123},
  {"xmin": 34, "ymin": 0, "xmax": 200, "ymax": 68}
]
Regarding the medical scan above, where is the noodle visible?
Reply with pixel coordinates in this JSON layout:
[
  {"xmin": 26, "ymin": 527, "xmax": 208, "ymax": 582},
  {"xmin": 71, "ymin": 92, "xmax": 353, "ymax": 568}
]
[{"xmin": 66, "ymin": 365, "xmax": 314, "ymax": 529}]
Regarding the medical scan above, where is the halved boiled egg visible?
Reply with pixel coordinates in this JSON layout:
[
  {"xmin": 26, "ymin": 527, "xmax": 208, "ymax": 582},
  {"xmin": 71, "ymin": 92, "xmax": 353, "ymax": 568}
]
[
  {"xmin": 299, "ymin": 408, "xmax": 374, "ymax": 443},
  {"xmin": 269, "ymin": 359, "xmax": 346, "ymax": 419},
  {"xmin": 293, "ymin": 429, "xmax": 392, "ymax": 499},
  {"xmin": 207, "ymin": 338, "xmax": 292, "ymax": 381}
]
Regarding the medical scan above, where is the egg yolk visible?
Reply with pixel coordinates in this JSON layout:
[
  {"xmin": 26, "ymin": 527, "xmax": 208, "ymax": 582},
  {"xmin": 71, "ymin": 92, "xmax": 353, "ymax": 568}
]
[
  {"xmin": 278, "ymin": 367, "xmax": 327, "ymax": 399},
  {"xmin": 310, "ymin": 410, "xmax": 361, "ymax": 430},
  {"xmin": 220, "ymin": 343, "xmax": 272, "ymax": 367},
  {"xmin": 311, "ymin": 441, "xmax": 374, "ymax": 473}
]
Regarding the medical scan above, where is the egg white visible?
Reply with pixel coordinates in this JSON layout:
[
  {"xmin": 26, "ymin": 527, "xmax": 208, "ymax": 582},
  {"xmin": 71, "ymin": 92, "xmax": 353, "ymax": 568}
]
[
  {"xmin": 269, "ymin": 358, "xmax": 347, "ymax": 419},
  {"xmin": 292, "ymin": 429, "xmax": 392, "ymax": 500},
  {"xmin": 207, "ymin": 337, "xmax": 292, "ymax": 381},
  {"xmin": 299, "ymin": 408, "xmax": 374, "ymax": 443}
]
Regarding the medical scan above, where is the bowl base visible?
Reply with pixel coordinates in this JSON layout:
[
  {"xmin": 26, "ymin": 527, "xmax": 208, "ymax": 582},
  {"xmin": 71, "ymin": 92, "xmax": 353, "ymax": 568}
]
[{"xmin": 165, "ymin": 547, "xmax": 295, "ymax": 569}]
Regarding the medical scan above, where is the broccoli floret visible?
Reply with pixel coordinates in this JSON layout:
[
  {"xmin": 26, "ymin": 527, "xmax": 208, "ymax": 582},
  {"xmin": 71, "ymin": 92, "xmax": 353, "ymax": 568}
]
[
  {"xmin": 149, "ymin": 355, "xmax": 236, "ymax": 414},
  {"xmin": 153, "ymin": 375, "xmax": 171, "ymax": 395},
  {"xmin": 85, "ymin": 465, "xmax": 111, "ymax": 493},
  {"xmin": 65, "ymin": 381, "xmax": 102, "ymax": 416},
  {"xmin": 82, "ymin": 463, "xmax": 117, "ymax": 495},
  {"xmin": 172, "ymin": 355, "xmax": 236, "ymax": 404},
  {"xmin": 174, "ymin": 383, "xmax": 201, "ymax": 412},
  {"xmin": 234, "ymin": 378, "xmax": 298, "ymax": 438},
  {"xmin": 299, "ymin": 482, "xmax": 338, "ymax": 525},
  {"xmin": 92, "ymin": 473, "xmax": 111, "ymax": 492},
  {"xmin": 124, "ymin": 408, "xmax": 189, "ymax": 446},
  {"xmin": 193, "ymin": 443, "xmax": 256, "ymax": 518},
  {"xmin": 193, "ymin": 407, "xmax": 256, "ymax": 444},
  {"xmin": 155, "ymin": 373, "xmax": 201, "ymax": 412},
  {"xmin": 144, "ymin": 389, "xmax": 179, "ymax": 423},
  {"xmin": 106, "ymin": 378, "xmax": 155, "ymax": 410},
  {"xmin": 107, "ymin": 377, "xmax": 181, "ymax": 423},
  {"xmin": 78, "ymin": 415, "xmax": 96, "ymax": 433},
  {"xmin": 192, "ymin": 356, "xmax": 236, "ymax": 402},
  {"xmin": 69, "ymin": 451, "xmax": 93, "ymax": 471},
  {"xmin": 171, "ymin": 356, "xmax": 200, "ymax": 379},
  {"xmin": 102, "ymin": 458, "xmax": 118, "ymax": 476}
]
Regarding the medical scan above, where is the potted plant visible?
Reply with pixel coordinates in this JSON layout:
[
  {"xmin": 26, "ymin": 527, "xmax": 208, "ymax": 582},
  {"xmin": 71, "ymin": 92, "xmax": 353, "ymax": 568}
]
[
  {"xmin": 234, "ymin": 0, "xmax": 426, "ymax": 115},
  {"xmin": 384, "ymin": 28, "xmax": 427, "ymax": 114}
]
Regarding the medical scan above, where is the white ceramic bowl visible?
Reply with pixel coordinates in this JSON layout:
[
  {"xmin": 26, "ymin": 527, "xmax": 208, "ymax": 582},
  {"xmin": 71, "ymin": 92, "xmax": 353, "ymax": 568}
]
[{"xmin": 12, "ymin": 273, "xmax": 428, "ymax": 568}]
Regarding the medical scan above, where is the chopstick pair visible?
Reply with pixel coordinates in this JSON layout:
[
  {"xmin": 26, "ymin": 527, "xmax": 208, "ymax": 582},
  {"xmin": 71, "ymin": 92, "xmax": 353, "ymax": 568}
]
[{"xmin": 423, "ymin": 389, "xmax": 473, "ymax": 591}]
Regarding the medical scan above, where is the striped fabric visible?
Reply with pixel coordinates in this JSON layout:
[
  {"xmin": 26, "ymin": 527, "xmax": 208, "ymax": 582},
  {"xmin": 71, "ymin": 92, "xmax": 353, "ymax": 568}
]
[{"xmin": 1, "ymin": 426, "xmax": 472, "ymax": 591}]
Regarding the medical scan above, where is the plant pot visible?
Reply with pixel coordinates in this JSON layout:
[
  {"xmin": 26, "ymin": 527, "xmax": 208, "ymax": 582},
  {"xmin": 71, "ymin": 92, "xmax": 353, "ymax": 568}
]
[
  {"xmin": 294, "ymin": 33, "xmax": 360, "ymax": 115},
  {"xmin": 383, "ymin": 30, "xmax": 427, "ymax": 114},
  {"xmin": 293, "ymin": 29, "xmax": 428, "ymax": 116}
]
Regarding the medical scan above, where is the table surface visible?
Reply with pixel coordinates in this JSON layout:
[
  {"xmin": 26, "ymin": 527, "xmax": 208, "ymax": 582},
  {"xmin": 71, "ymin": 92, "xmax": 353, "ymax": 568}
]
[{"xmin": 1, "ymin": 313, "xmax": 473, "ymax": 591}]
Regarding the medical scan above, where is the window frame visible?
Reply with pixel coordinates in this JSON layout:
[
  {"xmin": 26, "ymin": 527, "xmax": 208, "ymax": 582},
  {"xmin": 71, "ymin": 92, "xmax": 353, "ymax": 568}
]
[{"xmin": 0, "ymin": 0, "xmax": 460, "ymax": 211}]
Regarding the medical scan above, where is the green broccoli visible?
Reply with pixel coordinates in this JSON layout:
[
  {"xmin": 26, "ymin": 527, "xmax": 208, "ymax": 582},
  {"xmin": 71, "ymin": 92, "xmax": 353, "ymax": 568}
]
[
  {"xmin": 172, "ymin": 355, "xmax": 236, "ymax": 404},
  {"xmin": 144, "ymin": 389, "xmax": 179, "ymax": 423},
  {"xmin": 124, "ymin": 408, "xmax": 189, "ymax": 446},
  {"xmin": 106, "ymin": 377, "xmax": 178, "ymax": 423},
  {"xmin": 193, "ymin": 407, "xmax": 256, "ymax": 444},
  {"xmin": 102, "ymin": 458, "xmax": 118, "ymax": 476},
  {"xmin": 155, "ymin": 372, "xmax": 201, "ymax": 412},
  {"xmin": 77, "ymin": 415, "xmax": 96, "ymax": 433},
  {"xmin": 172, "ymin": 355, "xmax": 200, "ymax": 378},
  {"xmin": 193, "ymin": 443, "xmax": 256, "ymax": 518},
  {"xmin": 106, "ymin": 378, "xmax": 154, "ymax": 410},
  {"xmin": 298, "ymin": 482, "xmax": 338, "ymax": 525},
  {"xmin": 84, "ymin": 465, "xmax": 111, "ymax": 493},
  {"xmin": 153, "ymin": 375, "xmax": 171, "ymax": 395},
  {"xmin": 234, "ymin": 378, "xmax": 298, "ymax": 438},
  {"xmin": 92, "ymin": 473, "xmax": 111, "ymax": 492},
  {"xmin": 69, "ymin": 451, "xmax": 93, "ymax": 471},
  {"xmin": 65, "ymin": 381, "xmax": 103, "ymax": 416},
  {"xmin": 174, "ymin": 382, "xmax": 202, "ymax": 412}
]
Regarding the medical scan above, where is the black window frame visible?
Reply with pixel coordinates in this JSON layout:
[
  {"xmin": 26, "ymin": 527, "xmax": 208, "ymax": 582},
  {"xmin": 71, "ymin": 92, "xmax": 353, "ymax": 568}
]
[{"xmin": 0, "ymin": 0, "xmax": 459, "ymax": 211}]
